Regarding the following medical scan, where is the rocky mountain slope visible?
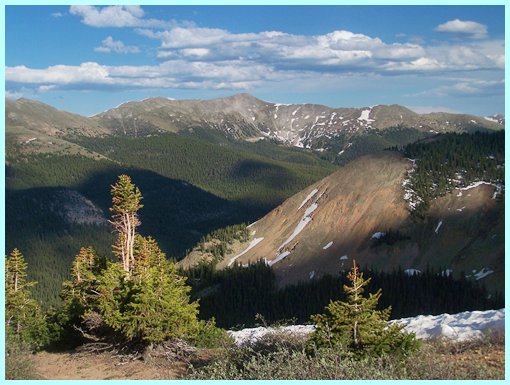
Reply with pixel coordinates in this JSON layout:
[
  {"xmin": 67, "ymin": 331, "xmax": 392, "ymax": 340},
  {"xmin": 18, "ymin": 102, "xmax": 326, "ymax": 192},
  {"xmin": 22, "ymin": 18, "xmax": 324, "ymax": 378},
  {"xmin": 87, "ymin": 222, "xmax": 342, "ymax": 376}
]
[
  {"xmin": 180, "ymin": 151, "xmax": 504, "ymax": 292},
  {"xmin": 93, "ymin": 93, "xmax": 503, "ymax": 150},
  {"xmin": 6, "ymin": 94, "xmax": 503, "ymax": 158}
]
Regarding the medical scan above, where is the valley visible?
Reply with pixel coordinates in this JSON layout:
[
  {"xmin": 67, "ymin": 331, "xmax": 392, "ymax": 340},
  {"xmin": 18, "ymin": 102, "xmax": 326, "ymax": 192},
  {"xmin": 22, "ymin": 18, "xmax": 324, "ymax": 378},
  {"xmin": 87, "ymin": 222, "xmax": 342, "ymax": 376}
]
[{"xmin": 5, "ymin": 94, "xmax": 504, "ymax": 308}]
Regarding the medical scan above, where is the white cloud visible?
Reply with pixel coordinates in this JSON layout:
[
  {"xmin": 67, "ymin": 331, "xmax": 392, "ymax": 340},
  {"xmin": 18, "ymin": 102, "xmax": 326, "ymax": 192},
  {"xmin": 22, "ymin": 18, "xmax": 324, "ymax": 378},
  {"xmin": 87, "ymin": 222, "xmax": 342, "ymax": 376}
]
[
  {"xmin": 69, "ymin": 5, "xmax": 170, "ymax": 28},
  {"xmin": 6, "ymin": 22, "xmax": 503, "ymax": 95},
  {"xmin": 435, "ymin": 19, "xmax": 488, "ymax": 39},
  {"xmin": 5, "ymin": 60, "xmax": 278, "ymax": 91},
  {"xmin": 51, "ymin": 12, "xmax": 63, "ymax": 18},
  {"xmin": 94, "ymin": 36, "xmax": 140, "ymax": 54}
]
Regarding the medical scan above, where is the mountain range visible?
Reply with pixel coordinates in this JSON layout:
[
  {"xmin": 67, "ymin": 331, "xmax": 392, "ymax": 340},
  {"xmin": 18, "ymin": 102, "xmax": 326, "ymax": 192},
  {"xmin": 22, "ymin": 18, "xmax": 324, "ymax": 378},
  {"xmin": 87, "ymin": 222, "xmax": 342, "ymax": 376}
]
[
  {"xmin": 5, "ymin": 93, "xmax": 505, "ymax": 304},
  {"xmin": 6, "ymin": 94, "xmax": 503, "ymax": 161}
]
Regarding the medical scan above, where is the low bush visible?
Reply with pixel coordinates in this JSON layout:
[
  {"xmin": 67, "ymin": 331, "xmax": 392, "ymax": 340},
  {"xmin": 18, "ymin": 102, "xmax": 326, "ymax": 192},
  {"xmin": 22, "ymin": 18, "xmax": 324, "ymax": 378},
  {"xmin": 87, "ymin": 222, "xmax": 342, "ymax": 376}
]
[
  {"xmin": 186, "ymin": 333, "xmax": 504, "ymax": 380},
  {"xmin": 5, "ymin": 331, "xmax": 38, "ymax": 380}
]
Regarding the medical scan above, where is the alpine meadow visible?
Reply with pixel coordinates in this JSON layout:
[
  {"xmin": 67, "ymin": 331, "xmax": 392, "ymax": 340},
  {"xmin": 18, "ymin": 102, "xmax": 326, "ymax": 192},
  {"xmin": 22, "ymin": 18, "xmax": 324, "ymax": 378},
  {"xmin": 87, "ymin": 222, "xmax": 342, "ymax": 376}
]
[{"xmin": 4, "ymin": 4, "xmax": 505, "ymax": 380}]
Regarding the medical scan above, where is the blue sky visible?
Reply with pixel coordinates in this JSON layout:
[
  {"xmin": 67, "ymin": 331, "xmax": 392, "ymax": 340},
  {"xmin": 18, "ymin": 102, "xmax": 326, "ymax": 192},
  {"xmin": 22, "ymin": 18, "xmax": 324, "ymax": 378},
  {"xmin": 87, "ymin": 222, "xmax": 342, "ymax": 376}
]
[{"xmin": 5, "ymin": 5, "xmax": 505, "ymax": 116}]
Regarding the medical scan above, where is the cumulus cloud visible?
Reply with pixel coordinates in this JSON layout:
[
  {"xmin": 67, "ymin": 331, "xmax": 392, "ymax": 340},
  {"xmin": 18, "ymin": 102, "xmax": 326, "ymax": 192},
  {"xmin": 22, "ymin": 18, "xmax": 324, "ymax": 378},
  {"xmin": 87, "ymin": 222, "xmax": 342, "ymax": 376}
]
[
  {"xmin": 5, "ymin": 60, "xmax": 277, "ymax": 91},
  {"xmin": 139, "ymin": 26, "xmax": 428, "ymax": 73},
  {"xmin": 6, "ymin": 21, "xmax": 503, "ymax": 95},
  {"xmin": 435, "ymin": 19, "xmax": 488, "ymax": 39},
  {"xmin": 94, "ymin": 36, "xmax": 140, "ymax": 54},
  {"xmin": 69, "ymin": 5, "xmax": 171, "ymax": 28}
]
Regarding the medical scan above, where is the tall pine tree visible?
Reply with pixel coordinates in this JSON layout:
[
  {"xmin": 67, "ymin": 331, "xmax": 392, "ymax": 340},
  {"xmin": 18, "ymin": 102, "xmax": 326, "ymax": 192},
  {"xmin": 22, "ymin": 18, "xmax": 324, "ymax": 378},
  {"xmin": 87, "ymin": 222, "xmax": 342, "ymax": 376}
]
[
  {"xmin": 109, "ymin": 174, "xmax": 143, "ymax": 275},
  {"xmin": 5, "ymin": 249, "xmax": 49, "ymax": 349}
]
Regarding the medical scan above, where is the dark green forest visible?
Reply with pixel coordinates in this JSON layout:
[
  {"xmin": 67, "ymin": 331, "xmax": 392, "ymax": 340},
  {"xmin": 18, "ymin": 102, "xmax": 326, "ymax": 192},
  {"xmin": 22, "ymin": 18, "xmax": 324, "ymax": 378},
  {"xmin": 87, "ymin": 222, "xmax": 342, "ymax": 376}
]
[
  {"xmin": 402, "ymin": 131, "xmax": 504, "ymax": 217},
  {"xmin": 5, "ymin": 129, "xmax": 504, "ymax": 313},
  {"xmin": 6, "ymin": 132, "xmax": 335, "ymax": 306},
  {"xmin": 182, "ymin": 260, "xmax": 503, "ymax": 328}
]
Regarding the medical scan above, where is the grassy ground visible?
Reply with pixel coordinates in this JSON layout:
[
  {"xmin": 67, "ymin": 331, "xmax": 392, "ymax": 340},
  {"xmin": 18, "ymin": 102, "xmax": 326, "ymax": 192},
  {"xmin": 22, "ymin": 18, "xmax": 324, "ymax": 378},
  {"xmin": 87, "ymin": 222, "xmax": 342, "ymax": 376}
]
[
  {"xmin": 186, "ymin": 331, "xmax": 505, "ymax": 380},
  {"xmin": 7, "ymin": 331, "xmax": 504, "ymax": 380}
]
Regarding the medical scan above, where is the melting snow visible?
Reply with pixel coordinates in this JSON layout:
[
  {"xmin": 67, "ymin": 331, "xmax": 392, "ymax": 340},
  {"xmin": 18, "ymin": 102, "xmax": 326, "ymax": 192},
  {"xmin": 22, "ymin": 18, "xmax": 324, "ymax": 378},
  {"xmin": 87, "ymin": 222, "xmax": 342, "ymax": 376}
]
[
  {"xmin": 309, "ymin": 271, "xmax": 315, "ymax": 279},
  {"xmin": 460, "ymin": 181, "xmax": 496, "ymax": 191},
  {"xmin": 371, "ymin": 232, "xmax": 386, "ymax": 240},
  {"xmin": 474, "ymin": 267, "xmax": 494, "ymax": 280},
  {"xmin": 484, "ymin": 116, "xmax": 499, "ymax": 123},
  {"xmin": 357, "ymin": 108, "xmax": 375, "ymax": 123},
  {"xmin": 435, "ymin": 221, "xmax": 443, "ymax": 234},
  {"xmin": 322, "ymin": 241, "xmax": 333, "ymax": 250},
  {"xmin": 268, "ymin": 251, "xmax": 291, "ymax": 266},
  {"xmin": 228, "ymin": 309, "xmax": 505, "ymax": 345},
  {"xmin": 393, "ymin": 309, "xmax": 504, "ymax": 342},
  {"xmin": 404, "ymin": 269, "xmax": 422, "ymax": 276},
  {"xmin": 272, "ymin": 191, "xmax": 323, "ymax": 265},
  {"xmin": 277, "ymin": 217, "xmax": 312, "ymax": 255},
  {"xmin": 298, "ymin": 189, "xmax": 319, "ymax": 210},
  {"xmin": 228, "ymin": 238, "xmax": 264, "ymax": 267},
  {"xmin": 304, "ymin": 202, "xmax": 318, "ymax": 217}
]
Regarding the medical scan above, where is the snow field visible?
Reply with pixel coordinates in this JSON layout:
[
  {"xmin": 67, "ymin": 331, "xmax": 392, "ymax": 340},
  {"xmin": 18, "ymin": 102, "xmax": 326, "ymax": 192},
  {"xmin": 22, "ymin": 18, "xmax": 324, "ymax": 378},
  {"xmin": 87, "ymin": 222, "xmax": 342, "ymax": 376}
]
[
  {"xmin": 228, "ymin": 309, "xmax": 505, "ymax": 345},
  {"xmin": 298, "ymin": 189, "xmax": 318, "ymax": 210},
  {"xmin": 228, "ymin": 237, "xmax": 264, "ymax": 267}
]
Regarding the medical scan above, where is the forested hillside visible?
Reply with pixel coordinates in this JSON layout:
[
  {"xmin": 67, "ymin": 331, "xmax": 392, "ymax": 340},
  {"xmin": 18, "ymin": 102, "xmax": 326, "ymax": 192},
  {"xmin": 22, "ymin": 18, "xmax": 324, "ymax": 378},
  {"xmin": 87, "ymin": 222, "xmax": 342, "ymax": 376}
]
[
  {"xmin": 6, "ymin": 132, "xmax": 336, "ymax": 306},
  {"xmin": 182, "ymin": 260, "xmax": 503, "ymax": 328},
  {"xmin": 403, "ymin": 131, "xmax": 504, "ymax": 217}
]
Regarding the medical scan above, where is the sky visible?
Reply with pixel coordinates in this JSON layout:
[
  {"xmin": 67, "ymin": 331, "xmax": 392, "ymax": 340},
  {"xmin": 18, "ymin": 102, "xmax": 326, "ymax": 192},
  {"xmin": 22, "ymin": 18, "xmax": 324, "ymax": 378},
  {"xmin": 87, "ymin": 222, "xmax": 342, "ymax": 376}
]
[{"xmin": 4, "ymin": 5, "xmax": 506, "ymax": 117}]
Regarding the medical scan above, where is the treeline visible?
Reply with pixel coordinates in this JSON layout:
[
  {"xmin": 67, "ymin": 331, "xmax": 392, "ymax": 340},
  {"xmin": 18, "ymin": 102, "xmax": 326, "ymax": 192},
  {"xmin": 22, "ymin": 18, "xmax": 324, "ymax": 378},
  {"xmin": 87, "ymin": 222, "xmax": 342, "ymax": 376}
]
[
  {"xmin": 193, "ymin": 223, "xmax": 251, "ymax": 262},
  {"xmin": 317, "ymin": 127, "xmax": 429, "ymax": 165},
  {"xmin": 402, "ymin": 131, "xmax": 504, "ymax": 216},
  {"xmin": 183, "ymin": 261, "xmax": 503, "ymax": 328}
]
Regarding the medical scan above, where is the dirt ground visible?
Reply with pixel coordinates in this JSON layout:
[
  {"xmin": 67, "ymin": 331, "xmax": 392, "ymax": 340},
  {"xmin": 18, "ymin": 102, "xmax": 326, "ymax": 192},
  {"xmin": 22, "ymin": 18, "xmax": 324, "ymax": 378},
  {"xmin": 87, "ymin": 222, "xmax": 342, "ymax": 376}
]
[{"xmin": 32, "ymin": 351, "xmax": 186, "ymax": 380}]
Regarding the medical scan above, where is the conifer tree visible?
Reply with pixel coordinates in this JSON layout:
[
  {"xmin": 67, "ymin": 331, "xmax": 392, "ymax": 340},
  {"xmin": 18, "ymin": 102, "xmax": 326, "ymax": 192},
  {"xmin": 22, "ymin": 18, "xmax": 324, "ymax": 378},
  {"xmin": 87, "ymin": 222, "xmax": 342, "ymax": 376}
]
[
  {"xmin": 99, "ymin": 235, "xmax": 200, "ymax": 344},
  {"xmin": 309, "ymin": 260, "xmax": 418, "ymax": 357},
  {"xmin": 109, "ymin": 174, "xmax": 143, "ymax": 275},
  {"xmin": 60, "ymin": 247, "xmax": 107, "ymax": 335},
  {"xmin": 5, "ymin": 249, "xmax": 49, "ymax": 349},
  {"xmin": 100, "ymin": 178, "xmax": 200, "ymax": 345}
]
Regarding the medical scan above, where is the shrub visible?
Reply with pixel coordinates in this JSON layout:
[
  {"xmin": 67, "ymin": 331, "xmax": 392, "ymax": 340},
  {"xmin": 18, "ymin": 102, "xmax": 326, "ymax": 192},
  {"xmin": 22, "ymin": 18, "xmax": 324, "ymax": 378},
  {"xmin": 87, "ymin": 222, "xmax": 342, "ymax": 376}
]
[
  {"xmin": 308, "ymin": 260, "xmax": 419, "ymax": 357},
  {"xmin": 5, "ymin": 330, "xmax": 38, "ymax": 380}
]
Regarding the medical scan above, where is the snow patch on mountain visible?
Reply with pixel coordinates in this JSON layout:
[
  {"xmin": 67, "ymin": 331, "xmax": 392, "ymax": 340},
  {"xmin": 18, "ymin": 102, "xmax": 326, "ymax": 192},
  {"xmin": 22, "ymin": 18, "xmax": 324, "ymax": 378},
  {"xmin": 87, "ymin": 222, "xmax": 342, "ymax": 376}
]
[
  {"xmin": 473, "ymin": 267, "xmax": 494, "ymax": 280},
  {"xmin": 268, "ymin": 251, "xmax": 291, "ymax": 267},
  {"xmin": 228, "ymin": 238, "xmax": 264, "ymax": 267},
  {"xmin": 228, "ymin": 309, "xmax": 505, "ymax": 345},
  {"xmin": 371, "ymin": 232, "xmax": 386, "ymax": 240},
  {"xmin": 322, "ymin": 241, "xmax": 333, "ymax": 250},
  {"xmin": 298, "ymin": 189, "xmax": 319, "ymax": 210}
]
